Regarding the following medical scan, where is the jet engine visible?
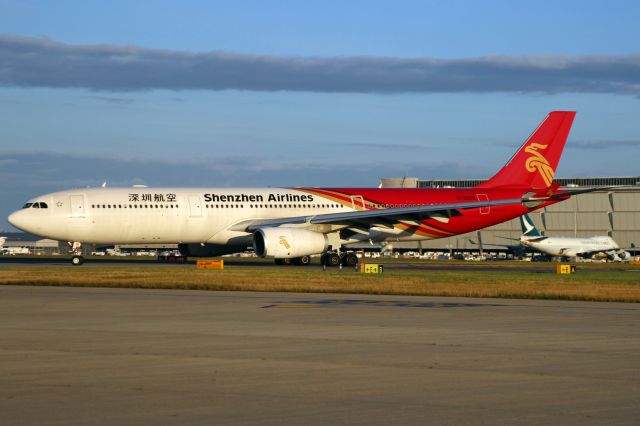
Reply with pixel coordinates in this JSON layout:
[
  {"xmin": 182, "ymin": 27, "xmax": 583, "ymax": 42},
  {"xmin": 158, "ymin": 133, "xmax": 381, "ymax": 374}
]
[
  {"xmin": 619, "ymin": 250, "xmax": 632, "ymax": 261},
  {"xmin": 253, "ymin": 227, "xmax": 328, "ymax": 258},
  {"xmin": 606, "ymin": 250, "xmax": 631, "ymax": 262}
]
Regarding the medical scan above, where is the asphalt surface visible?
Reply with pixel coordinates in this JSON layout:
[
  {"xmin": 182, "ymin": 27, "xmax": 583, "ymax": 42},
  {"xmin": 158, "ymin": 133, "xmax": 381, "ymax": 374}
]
[{"xmin": 1, "ymin": 285, "xmax": 638, "ymax": 425}]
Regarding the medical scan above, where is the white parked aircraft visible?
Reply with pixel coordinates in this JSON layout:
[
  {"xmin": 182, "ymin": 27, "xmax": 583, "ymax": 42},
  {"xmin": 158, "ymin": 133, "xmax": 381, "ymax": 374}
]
[{"xmin": 519, "ymin": 214, "xmax": 631, "ymax": 261}]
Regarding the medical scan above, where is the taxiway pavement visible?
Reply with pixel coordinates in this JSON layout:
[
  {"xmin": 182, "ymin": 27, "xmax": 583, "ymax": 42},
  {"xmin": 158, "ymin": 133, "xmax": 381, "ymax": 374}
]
[{"xmin": 1, "ymin": 285, "xmax": 638, "ymax": 425}]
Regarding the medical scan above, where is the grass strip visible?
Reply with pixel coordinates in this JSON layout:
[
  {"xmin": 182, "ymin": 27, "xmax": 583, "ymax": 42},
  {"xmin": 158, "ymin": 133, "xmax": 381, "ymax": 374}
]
[{"xmin": 1, "ymin": 265, "xmax": 639, "ymax": 302}]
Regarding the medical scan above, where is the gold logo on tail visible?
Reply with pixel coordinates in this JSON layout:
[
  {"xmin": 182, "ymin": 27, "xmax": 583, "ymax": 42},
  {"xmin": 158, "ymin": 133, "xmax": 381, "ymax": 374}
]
[
  {"xmin": 524, "ymin": 143, "xmax": 554, "ymax": 187},
  {"xmin": 279, "ymin": 236, "xmax": 291, "ymax": 249}
]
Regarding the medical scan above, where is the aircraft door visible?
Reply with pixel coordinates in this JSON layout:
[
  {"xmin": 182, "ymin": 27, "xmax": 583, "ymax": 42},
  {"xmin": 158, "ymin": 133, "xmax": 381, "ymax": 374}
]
[
  {"xmin": 70, "ymin": 195, "xmax": 85, "ymax": 218},
  {"xmin": 350, "ymin": 195, "xmax": 365, "ymax": 210},
  {"xmin": 476, "ymin": 194, "xmax": 490, "ymax": 215},
  {"xmin": 188, "ymin": 195, "xmax": 202, "ymax": 217}
]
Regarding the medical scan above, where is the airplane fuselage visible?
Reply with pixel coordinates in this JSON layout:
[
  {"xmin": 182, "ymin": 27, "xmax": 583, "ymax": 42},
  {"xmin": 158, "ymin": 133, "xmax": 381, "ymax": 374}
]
[
  {"xmin": 9, "ymin": 186, "xmax": 546, "ymax": 246},
  {"xmin": 520, "ymin": 235, "xmax": 620, "ymax": 257}
]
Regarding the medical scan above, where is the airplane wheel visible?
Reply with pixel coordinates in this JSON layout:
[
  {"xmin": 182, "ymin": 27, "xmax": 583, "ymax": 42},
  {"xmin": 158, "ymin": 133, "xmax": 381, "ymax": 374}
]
[
  {"xmin": 274, "ymin": 258, "xmax": 291, "ymax": 265},
  {"xmin": 324, "ymin": 253, "xmax": 340, "ymax": 267},
  {"xmin": 71, "ymin": 255, "xmax": 84, "ymax": 266},
  {"xmin": 294, "ymin": 255, "xmax": 311, "ymax": 266},
  {"xmin": 341, "ymin": 253, "xmax": 358, "ymax": 267}
]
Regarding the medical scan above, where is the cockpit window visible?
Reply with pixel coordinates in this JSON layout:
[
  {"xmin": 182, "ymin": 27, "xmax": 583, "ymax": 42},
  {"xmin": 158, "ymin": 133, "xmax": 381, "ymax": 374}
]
[{"xmin": 21, "ymin": 202, "xmax": 48, "ymax": 209}]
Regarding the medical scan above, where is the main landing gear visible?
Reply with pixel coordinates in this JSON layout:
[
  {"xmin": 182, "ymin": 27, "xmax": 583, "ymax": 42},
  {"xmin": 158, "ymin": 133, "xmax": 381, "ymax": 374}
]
[
  {"xmin": 319, "ymin": 251, "xmax": 359, "ymax": 268},
  {"xmin": 273, "ymin": 252, "xmax": 358, "ymax": 267},
  {"xmin": 320, "ymin": 252, "xmax": 358, "ymax": 268}
]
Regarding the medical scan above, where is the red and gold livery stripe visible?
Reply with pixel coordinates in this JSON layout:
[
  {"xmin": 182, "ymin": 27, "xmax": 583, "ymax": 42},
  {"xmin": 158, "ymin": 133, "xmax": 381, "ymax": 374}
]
[{"xmin": 297, "ymin": 188, "xmax": 454, "ymax": 239}]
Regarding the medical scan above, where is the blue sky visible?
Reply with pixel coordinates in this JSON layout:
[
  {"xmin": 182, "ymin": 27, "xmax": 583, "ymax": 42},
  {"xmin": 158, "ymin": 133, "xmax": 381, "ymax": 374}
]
[{"xmin": 1, "ymin": 0, "xmax": 640, "ymax": 230}]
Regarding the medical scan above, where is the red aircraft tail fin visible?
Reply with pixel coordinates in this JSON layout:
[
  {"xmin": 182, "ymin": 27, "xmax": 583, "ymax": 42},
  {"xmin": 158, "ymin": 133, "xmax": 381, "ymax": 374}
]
[{"xmin": 476, "ymin": 111, "xmax": 576, "ymax": 190}]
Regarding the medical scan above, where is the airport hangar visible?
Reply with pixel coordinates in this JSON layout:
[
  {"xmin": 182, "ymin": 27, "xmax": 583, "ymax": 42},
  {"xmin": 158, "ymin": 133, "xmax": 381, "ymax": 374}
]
[
  {"xmin": 3, "ymin": 176, "xmax": 639, "ymax": 257},
  {"xmin": 377, "ymin": 176, "xmax": 640, "ymax": 255}
]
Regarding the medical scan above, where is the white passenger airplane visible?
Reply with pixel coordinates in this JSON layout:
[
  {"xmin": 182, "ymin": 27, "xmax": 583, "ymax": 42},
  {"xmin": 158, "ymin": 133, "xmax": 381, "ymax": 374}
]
[
  {"xmin": 7, "ymin": 111, "xmax": 612, "ymax": 266},
  {"xmin": 519, "ymin": 214, "xmax": 631, "ymax": 261}
]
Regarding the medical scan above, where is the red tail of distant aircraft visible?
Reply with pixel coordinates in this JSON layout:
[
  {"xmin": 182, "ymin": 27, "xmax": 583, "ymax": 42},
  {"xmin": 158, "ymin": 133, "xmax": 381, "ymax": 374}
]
[{"xmin": 10, "ymin": 111, "xmax": 603, "ymax": 266}]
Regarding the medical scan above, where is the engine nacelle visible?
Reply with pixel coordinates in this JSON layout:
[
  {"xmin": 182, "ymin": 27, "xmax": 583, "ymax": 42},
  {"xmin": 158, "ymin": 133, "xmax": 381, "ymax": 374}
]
[
  {"xmin": 253, "ymin": 227, "xmax": 328, "ymax": 258},
  {"xmin": 619, "ymin": 250, "xmax": 632, "ymax": 261}
]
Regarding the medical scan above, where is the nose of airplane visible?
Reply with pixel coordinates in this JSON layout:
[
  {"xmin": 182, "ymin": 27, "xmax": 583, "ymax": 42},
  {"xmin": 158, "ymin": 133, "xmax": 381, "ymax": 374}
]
[{"xmin": 8, "ymin": 210, "xmax": 28, "ymax": 232}]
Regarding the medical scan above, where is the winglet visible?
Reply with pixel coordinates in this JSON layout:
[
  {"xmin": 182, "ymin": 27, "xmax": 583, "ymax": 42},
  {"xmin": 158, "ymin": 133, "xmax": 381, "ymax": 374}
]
[{"xmin": 477, "ymin": 111, "xmax": 576, "ymax": 189}]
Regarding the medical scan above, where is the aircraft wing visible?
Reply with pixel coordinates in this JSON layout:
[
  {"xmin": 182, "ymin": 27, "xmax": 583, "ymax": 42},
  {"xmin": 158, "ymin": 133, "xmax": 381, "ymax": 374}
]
[
  {"xmin": 234, "ymin": 186, "xmax": 618, "ymax": 233},
  {"xmin": 239, "ymin": 197, "xmax": 527, "ymax": 232}
]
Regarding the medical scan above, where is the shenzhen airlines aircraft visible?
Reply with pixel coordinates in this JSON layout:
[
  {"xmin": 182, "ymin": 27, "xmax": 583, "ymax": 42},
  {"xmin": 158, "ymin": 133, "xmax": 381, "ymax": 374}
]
[
  {"xmin": 8, "ymin": 111, "xmax": 604, "ymax": 265},
  {"xmin": 518, "ymin": 214, "xmax": 631, "ymax": 261}
]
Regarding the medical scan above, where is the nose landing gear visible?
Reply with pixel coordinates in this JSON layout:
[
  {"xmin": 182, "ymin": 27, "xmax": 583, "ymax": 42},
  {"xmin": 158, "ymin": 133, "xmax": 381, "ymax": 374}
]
[{"xmin": 68, "ymin": 241, "xmax": 84, "ymax": 266}]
